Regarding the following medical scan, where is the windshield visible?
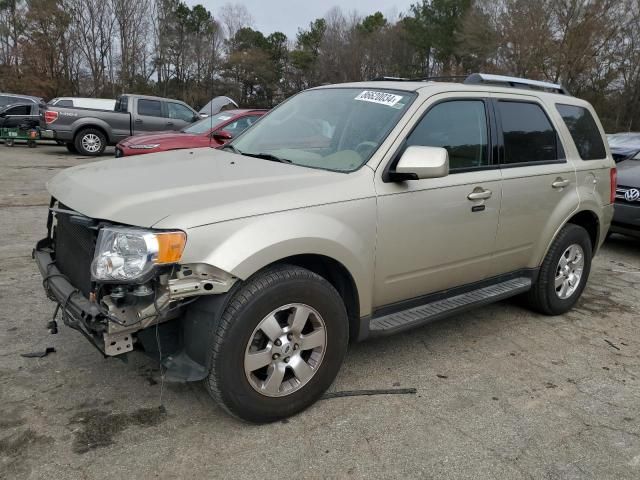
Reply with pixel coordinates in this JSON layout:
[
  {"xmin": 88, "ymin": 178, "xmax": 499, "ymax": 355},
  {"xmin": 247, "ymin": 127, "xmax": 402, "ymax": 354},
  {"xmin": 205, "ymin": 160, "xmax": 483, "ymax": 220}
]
[
  {"xmin": 232, "ymin": 88, "xmax": 415, "ymax": 172},
  {"xmin": 183, "ymin": 113, "xmax": 236, "ymax": 134}
]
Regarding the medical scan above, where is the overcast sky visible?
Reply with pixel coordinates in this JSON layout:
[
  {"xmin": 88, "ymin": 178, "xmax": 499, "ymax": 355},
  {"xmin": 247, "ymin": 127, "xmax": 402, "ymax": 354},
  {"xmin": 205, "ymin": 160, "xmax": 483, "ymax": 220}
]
[{"xmin": 189, "ymin": 1, "xmax": 417, "ymax": 39}]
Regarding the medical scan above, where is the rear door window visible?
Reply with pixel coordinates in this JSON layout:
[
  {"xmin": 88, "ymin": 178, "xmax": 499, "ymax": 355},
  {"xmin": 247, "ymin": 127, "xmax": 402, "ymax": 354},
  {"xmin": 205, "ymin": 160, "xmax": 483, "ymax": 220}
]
[
  {"xmin": 138, "ymin": 99, "xmax": 163, "ymax": 117},
  {"xmin": 6, "ymin": 105, "xmax": 31, "ymax": 115},
  {"xmin": 498, "ymin": 101, "xmax": 559, "ymax": 164},
  {"xmin": 556, "ymin": 104, "xmax": 606, "ymax": 160}
]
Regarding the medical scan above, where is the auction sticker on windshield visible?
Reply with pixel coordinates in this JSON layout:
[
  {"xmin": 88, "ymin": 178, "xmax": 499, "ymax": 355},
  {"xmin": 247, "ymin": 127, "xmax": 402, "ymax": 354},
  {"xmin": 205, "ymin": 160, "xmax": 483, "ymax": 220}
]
[{"xmin": 355, "ymin": 90, "xmax": 403, "ymax": 107}]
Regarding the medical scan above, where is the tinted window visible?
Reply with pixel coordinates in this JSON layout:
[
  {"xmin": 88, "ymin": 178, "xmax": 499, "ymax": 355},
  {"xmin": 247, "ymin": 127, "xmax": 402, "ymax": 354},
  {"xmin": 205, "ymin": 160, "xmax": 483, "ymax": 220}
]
[
  {"xmin": 556, "ymin": 104, "xmax": 606, "ymax": 160},
  {"xmin": 167, "ymin": 102, "xmax": 195, "ymax": 121},
  {"xmin": 138, "ymin": 99, "xmax": 162, "ymax": 117},
  {"xmin": 56, "ymin": 99, "xmax": 73, "ymax": 107},
  {"xmin": 115, "ymin": 96, "xmax": 128, "ymax": 113},
  {"xmin": 6, "ymin": 105, "xmax": 30, "ymax": 115},
  {"xmin": 406, "ymin": 100, "xmax": 489, "ymax": 170},
  {"xmin": 498, "ymin": 101, "xmax": 558, "ymax": 164},
  {"xmin": 0, "ymin": 96, "xmax": 10, "ymax": 107}
]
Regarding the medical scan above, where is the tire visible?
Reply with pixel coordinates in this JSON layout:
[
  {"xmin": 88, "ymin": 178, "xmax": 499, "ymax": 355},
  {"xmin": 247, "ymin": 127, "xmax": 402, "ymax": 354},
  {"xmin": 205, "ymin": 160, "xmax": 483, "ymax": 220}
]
[
  {"xmin": 65, "ymin": 142, "xmax": 77, "ymax": 154},
  {"xmin": 206, "ymin": 264, "xmax": 349, "ymax": 423},
  {"xmin": 526, "ymin": 224, "xmax": 592, "ymax": 315},
  {"xmin": 74, "ymin": 128, "xmax": 106, "ymax": 156}
]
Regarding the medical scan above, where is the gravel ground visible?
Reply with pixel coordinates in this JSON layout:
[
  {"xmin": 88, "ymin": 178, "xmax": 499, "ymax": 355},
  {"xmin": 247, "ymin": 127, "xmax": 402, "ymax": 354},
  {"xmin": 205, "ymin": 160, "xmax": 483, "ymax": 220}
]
[{"xmin": 0, "ymin": 143, "xmax": 639, "ymax": 480}]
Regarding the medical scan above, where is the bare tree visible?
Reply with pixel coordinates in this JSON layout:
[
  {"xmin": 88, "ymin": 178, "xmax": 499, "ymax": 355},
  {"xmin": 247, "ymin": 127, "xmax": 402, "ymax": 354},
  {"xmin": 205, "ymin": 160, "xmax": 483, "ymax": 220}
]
[
  {"xmin": 219, "ymin": 2, "xmax": 254, "ymax": 43},
  {"xmin": 66, "ymin": 0, "xmax": 115, "ymax": 95},
  {"xmin": 111, "ymin": 0, "xmax": 153, "ymax": 91}
]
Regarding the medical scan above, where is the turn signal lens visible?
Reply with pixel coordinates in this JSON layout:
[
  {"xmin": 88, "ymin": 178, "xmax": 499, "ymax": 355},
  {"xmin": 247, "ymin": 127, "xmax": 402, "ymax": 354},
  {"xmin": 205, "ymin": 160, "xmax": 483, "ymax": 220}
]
[
  {"xmin": 155, "ymin": 231, "xmax": 187, "ymax": 264},
  {"xmin": 610, "ymin": 168, "xmax": 617, "ymax": 204}
]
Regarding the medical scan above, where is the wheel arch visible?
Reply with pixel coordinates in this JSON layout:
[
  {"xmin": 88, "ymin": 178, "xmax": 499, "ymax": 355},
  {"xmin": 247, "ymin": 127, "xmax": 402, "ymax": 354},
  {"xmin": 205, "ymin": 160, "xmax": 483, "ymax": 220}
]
[
  {"xmin": 73, "ymin": 121, "xmax": 112, "ymax": 144},
  {"xmin": 539, "ymin": 208, "xmax": 602, "ymax": 267},
  {"xmin": 267, "ymin": 254, "xmax": 362, "ymax": 341},
  {"xmin": 565, "ymin": 209, "xmax": 600, "ymax": 253}
]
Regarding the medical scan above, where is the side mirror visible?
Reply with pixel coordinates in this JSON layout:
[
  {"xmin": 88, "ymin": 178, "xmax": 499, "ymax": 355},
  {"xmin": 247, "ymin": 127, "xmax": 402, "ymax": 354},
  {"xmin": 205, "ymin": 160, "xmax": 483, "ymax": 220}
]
[
  {"xmin": 391, "ymin": 146, "xmax": 449, "ymax": 180},
  {"xmin": 212, "ymin": 129, "xmax": 233, "ymax": 143}
]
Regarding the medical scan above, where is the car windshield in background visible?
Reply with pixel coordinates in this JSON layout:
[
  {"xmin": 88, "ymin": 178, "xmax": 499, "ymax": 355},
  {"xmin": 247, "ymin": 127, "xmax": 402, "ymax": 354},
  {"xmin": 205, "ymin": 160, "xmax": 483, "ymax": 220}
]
[
  {"xmin": 182, "ymin": 113, "xmax": 234, "ymax": 134},
  {"xmin": 231, "ymin": 88, "xmax": 416, "ymax": 172}
]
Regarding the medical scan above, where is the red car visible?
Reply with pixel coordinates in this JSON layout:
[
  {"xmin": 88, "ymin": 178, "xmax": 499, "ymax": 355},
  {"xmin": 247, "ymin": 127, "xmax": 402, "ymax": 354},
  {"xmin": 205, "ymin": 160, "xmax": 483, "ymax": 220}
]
[{"xmin": 115, "ymin": 109, "xmax": 267, "ymax": 157}]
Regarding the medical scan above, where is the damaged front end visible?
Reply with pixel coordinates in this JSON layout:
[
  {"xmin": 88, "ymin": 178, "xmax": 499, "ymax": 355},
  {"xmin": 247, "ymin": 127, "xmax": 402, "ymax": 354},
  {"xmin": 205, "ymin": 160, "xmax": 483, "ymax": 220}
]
[{"xmin": 34, "ymin": 199, "xmax": 237, "ymax": 378}]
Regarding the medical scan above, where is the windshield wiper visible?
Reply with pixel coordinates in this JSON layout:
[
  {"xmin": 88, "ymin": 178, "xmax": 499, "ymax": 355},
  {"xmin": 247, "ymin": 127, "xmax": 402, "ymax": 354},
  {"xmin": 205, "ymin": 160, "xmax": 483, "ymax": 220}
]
[{"xmin": 241, "ymin": 152, "xmax": 292, "ymax": 164}]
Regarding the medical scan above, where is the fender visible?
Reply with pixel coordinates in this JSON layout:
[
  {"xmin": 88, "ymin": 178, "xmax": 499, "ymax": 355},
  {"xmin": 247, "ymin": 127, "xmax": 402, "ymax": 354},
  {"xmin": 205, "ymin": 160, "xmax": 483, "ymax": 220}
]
[
  {"xmin": 71, "ymin": 118, "xmax": 114, "ymax": 143},
  {"xmin": 182, "ymin": 200, "xmax": 378, "ymax": 316}
]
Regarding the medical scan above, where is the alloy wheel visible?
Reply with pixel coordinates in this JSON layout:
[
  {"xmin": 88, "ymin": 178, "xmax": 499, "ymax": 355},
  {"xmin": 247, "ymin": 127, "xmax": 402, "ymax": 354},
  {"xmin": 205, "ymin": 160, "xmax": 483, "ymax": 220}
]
[
  {"xmin": 244, "ymin": 303, "xmax": 327, "ymax": 397},
  {"xmin": 555, "ymin": 244, "xmax": 585, "ymax": 299}
]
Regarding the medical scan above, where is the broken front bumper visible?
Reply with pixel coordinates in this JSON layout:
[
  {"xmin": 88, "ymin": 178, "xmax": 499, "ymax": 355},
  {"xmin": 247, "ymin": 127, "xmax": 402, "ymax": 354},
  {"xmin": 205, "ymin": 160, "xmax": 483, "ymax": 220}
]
[{"xmin": 34, "ymin": 243, "xmax": 107, "ymax": 355}]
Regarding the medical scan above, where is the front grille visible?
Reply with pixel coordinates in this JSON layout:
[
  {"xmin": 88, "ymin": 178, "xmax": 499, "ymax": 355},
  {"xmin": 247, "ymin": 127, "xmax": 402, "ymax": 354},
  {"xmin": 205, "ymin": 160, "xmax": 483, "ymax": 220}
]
[
  {"xmin": 615, "ymin": 185, "xmax": 640, "ymax": 206},
  {"xmin": 54, "ymin": 208, "xmax": 97, "ymax": 297}
]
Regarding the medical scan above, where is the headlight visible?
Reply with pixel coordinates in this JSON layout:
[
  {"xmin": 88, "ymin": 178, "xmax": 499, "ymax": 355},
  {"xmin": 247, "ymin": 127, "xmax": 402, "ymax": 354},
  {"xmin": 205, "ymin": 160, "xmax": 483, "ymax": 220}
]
[
  {"xmin": 128, "ymin": 144, "xmax": 160, "ymax": 149},
  {"xmin": 91, "ymin": 227, "xmax": 186, "ymax": 281}
]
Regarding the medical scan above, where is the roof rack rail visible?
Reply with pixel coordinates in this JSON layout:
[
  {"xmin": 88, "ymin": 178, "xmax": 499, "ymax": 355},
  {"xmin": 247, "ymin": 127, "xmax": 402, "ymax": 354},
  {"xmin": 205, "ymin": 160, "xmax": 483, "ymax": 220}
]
[
  {"xmin": 371, "ymin": 76, "xmax": 411, "ymax": 81},
  {"xmin": 463, "ymin": 73, "xmax": 569, "ymax": 95},
  {"xmin": 371, "ymin": 75, "xmax": 467, "ymax": 82}
]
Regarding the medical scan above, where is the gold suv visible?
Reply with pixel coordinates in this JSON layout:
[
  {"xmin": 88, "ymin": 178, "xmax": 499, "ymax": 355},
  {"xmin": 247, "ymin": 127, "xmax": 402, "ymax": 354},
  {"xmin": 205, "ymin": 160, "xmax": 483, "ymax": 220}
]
[{"xmin": 35, "ymin": 73, "xmax": 616, "ymax": 422}]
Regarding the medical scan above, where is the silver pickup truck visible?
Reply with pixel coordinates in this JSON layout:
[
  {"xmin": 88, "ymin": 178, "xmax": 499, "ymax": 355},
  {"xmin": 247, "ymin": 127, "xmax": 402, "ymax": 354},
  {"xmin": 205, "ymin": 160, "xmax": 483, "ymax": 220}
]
[{"xmin": 41, "ymin": 94, "xmax": 200, "ymax": 156}]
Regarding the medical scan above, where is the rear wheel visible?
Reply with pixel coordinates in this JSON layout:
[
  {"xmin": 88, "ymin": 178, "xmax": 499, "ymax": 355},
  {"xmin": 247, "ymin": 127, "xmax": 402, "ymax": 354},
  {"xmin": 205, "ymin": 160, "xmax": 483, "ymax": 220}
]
[
  {"xmin": 206, "ymin": 265, "xmax": 348, "ymax": 423},
  {"xmin": 74, "ymin": 128, "xmax": 106, "ymax": 156},
  {"xmin": 526, "ymin": 224, "xmax": 592, "ymax": 315}
]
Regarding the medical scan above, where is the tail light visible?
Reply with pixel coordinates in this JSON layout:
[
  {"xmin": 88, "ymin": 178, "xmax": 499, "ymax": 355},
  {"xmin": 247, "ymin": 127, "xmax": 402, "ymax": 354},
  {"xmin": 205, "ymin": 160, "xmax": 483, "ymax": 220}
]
[
  {"xmin": 610, "ymin": 168, "xmax": 617, "ymax": 204},
  {"xmin": 44, "ymin": 110, "xmax": 58, "ymax": 124}
]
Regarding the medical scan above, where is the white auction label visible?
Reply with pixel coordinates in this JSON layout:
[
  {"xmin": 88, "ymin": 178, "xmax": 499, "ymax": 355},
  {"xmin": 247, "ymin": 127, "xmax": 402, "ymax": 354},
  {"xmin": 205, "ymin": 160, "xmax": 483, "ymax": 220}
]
[{"xmin": 354, "ymin": 91, "xmax": 403, "ymax": 107}]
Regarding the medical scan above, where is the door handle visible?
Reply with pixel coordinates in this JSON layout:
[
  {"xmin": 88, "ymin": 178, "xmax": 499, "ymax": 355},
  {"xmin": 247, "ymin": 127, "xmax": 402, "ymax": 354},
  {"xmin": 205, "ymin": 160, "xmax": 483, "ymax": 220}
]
[
  {"xmin": 134, "ymin": 119, "xmax": 142, "ymax": 124},
  {"xmin": 166, "ymin": 121, "xmax": 174, "ymax": 126},
  {"xmin": 467, "ymin": 188, "xmax": 492, "ymax": 201},
  {"xmin": 552, "ymin": 178, "xmax": 570, "ymax": 189}
]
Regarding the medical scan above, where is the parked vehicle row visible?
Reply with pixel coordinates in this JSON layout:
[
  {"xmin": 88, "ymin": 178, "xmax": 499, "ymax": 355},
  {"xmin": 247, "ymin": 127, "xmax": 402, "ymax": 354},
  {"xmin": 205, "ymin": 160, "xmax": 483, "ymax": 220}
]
[
  {"xmin": 34, "ymin": 73, "xmax": 615, "ymax": 422},
  {"xmin": 115, "ymin": 109, "xmax": 267, "ymax": 157},
  {"xmin": 40, "ymin": 94, "xmax": 201, "ymax": 156}
]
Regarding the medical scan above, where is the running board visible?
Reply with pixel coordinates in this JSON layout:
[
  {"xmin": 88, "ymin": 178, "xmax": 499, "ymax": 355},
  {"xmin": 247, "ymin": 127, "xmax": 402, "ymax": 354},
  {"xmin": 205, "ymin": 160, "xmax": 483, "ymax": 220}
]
[{"xmin": 369, "ymin": 277, "xmax": 532, "ymax": 337}]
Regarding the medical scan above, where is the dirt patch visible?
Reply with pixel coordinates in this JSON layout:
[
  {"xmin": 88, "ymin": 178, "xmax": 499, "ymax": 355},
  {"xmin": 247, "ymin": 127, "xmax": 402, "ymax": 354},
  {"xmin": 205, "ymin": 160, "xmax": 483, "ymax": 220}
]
[
  {"xmin": 0, "ymin": 429, "xmax": 54, "ymax": 477},
  {"xmin": 68, "ymin": 406, "xmax": 166, "ymax": 454},
  {"xmin": 572, "ymin": 288, "xmax": 635, "ymax": 316},
  {"xmin": 0, "ymin": 417, "xmax": 26, "ymax": 429}
]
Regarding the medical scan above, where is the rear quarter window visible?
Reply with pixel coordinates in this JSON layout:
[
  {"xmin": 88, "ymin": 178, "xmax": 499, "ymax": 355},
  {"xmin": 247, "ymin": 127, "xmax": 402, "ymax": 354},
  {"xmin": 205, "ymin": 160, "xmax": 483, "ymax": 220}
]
[
  {"xmin": 555, "ymin": 104, "xmax": 607, "ymax": 160},
  {"xmin": 497, "ymin": 101, "xmax": 559, "ymax": 164}
]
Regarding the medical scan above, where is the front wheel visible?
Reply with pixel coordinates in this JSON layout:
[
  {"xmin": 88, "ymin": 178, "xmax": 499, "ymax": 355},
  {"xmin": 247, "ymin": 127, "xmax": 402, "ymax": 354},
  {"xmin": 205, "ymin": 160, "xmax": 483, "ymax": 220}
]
[
  {"xmin": 206, "ymin": 265, "xmax": 349, "ymax": 423},
  {"xmin": 74, "ymin": 128, "xmax": 106, "ymax": 156},
  {"xmin": 526, "ymin": 224, "xmax": 592, "ymax": 315}
]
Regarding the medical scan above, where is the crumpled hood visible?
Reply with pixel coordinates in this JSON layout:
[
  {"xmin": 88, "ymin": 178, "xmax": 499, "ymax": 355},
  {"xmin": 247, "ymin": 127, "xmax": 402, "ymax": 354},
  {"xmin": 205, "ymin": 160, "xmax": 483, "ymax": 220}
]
[
  {"xmin": 616, "ymin": 158, "xmax": 640, "ymax": 187},
  {"xmin": 47, "ymin": 148, "xmax": 372, "ymax": 229},
  {"xmin": 118, "ymin": 131, "xmax": 197, "ymax": 146}
]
